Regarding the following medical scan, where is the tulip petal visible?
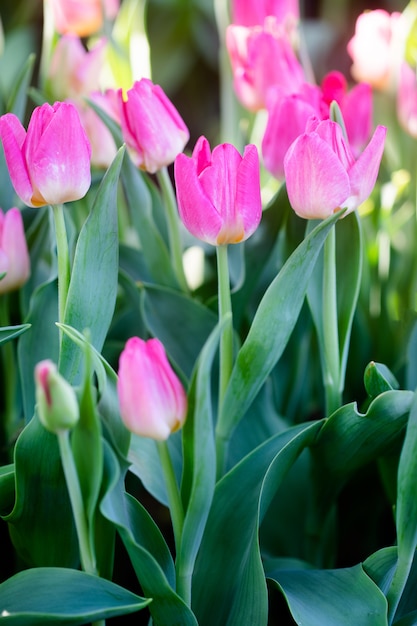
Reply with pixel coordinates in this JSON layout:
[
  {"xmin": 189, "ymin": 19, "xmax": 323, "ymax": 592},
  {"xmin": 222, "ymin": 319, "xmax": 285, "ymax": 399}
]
[
  {"xmin": 27, "ymin": 102, "xmax": 91, "ymax": 205},
  {"xmin": 347, "ymin": 124, "xmax": 387, "ymax": 208},
  {"xmin": 235, "ymin": 144, "xmax": 262, "ymax": 239},
  {"xmin": 175, "ymin": 152, "xmax": 223, "ymax": 245},
  {"xmin": 0, "ymin": 114, "xmax": 34, "ymax": 206},
  {"xmin": 0, "ymin": 208, "xmax": 30, "ymax": 293},
  {"xmin": 284, "ymin": 132, "xmax": 351, "ymax": 219}
]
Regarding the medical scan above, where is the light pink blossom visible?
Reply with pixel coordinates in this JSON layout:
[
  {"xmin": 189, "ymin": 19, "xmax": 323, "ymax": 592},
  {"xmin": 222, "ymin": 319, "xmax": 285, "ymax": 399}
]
[
  {"xmin": 0, "ymin": 208, "xmax": 30, "ymax": 294},
  {"xmin": 49, "ymin": 0, "xmax": 119, "ymax": 37}
]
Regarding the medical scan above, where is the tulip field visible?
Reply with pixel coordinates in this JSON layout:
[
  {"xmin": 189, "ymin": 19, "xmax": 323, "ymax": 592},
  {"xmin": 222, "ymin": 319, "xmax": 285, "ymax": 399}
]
[{"xmin": 0, "ymin": 0, "xmax": 416, "ymax": 624}]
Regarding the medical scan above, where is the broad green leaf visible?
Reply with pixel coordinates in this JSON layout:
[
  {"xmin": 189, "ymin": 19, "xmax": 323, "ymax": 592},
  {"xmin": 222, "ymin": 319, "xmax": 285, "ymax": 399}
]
[
  {"xmin": 18, "ymin": 280, "xmax": 59, "ymax": 423},
  {"xmin": 121, "ymin": 149, "xmax": 179, "ymax": 288},
  {"xmin": 0, "ymin": 324, "xmax": 30, "ymax": 345},
  {"xmin": 0, "ymin": 463, "xmax": 15, "ymax": 516},
  {"xmin": 60, "ymin": 147, "xmax": 124, "ymax": 383},
  {"xmin": 178, "ymin": 319, "xmax": 223, "ymax": 596},
  {"xmin": 141, "ymin": 283, "xmax": 217, "ymax": 380},
  {"xmin": 100, "ymin": 441, "xmax": 198, "ymax": 625},
  {"xmin": 3, "ymin": 415, "xmax": 79, "ymax": 568},
  {"xmin": 218, "ymin": 211, "xmax": 341, "ymax": 440},
  {"xmin": 270, "ymin": 565, "xmax": 388, "ymax": 626},
  {"xmin": 0, "ymin": 567, "xmax": 150, "ymax": 624},
  {"xmin": 7, "ymin": 52, "xmax": 35, "ymax": 120},
  {"xmin": 192, "ymin": 421, "xmax": 323, "ymax": 626}
]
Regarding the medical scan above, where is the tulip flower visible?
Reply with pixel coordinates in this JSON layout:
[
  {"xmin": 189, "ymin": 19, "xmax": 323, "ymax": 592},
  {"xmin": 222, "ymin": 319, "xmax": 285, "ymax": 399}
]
[
  {"xmin": 0, "ymin": 208, "xmax": 30, "ymax": 294},
  {"xmin": 48, "ymin": 0, "xmax": 119, "ymax": 37},
  {"xmin": 231, "ymin": 0, "xmax": 299, "ymax": 30},
  {"xmin": 397, "ymin": 62, "xmax": 417, "ymax": 138},
  {"xmin": 226, "ymin": 18, "xmax": 305, "ymax": 111},
  {"xmin": 347, "ymin": 9, "xmax": 403, "ymax": 91},
  {"xmin": 174, "ymin": 136, "xmax": 262, "ymax": 246},
  {"xmin": 119, "ymin": 78, "xmax": 189, "ymax": 173},
  {"xmin": 284, "ymin": 118, "xmax": 386, "ymax": 219},
  {"xmin": 262, "ymin": 84, "xmax": 322, "ymax": 178},
  {"xmin": 117, "ymin": 337, "xmax": 187, "ymax": 441},
  {"xmin": 35, "ymin": 360, "xmax": 80, "ymax": 433},
  {"xmin": 0, "ymin": 101, "xmax": 91, "ymax": 208}
]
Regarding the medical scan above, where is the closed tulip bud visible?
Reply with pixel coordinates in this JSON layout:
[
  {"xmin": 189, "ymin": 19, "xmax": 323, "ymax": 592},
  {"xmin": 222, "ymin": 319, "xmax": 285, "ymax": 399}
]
[
  {"xmin": 174, "ymin": 136, "xmax": 262, "ymax": 246},
  {"xmin": 0, "ymin": 208, "xmax": 30, "ymax": 294},
  {"xmin": 117, "ymin": 337, "xmax": 187, "ymax": 441},
  {"xmin": 119, "ymin": 79, "xmax": 189, "ymax": 173},
  {"xmin": 35, "ymin": 360, "xmax": 80, "ymax": 433},
  {"xmin": 0, "ymin": 102, "xmax": 91, "ymax": 208},
  {"xmin": 284, "ymin": 118, "xmax": 386, "ymax": 220}
]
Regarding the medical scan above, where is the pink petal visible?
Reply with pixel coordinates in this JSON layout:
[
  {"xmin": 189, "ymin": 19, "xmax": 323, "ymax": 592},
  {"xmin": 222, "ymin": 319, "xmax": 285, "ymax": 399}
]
[
  {"xmin": 0, "ymin": 208, "xmax": 30, "ymax": 293},
  {"xmin": 234, "ymin": 144, "xmax": 262, "ymax": 240},
  {"xmin": 0, "ymin": 114, "xmax": 34, "ymax": 206},
  {"xmin": 347, "ymin": 124, "xmax": 387, "ymax": 208},
  {"xmin": 284, "ymin": 132, "xmax": 351, "ymax": 219}
]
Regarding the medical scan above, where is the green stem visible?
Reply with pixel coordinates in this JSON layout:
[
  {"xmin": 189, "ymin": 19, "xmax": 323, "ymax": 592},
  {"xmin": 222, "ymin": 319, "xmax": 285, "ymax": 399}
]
[
  {"xmin": 156, "ymin": 440, "xmax": 185, "ymax": 590},
  {"xmin": 322, "ymin": 227, "xmax": 341, "ymax": 416},
  {"xmin": 156, "ymin": 167, "xmax": 188, "ymax": 292},
  {"xmin": 57, "ymin": 429, "xmax": 96, "ymax": 575},
  {"xmin": 386, "ymin": 554, "xmax": 413, "ymax": 624},
  {"xmin": 51, "ymin": 204, "xmax": 70, "ymax": 325},
  {"xmin": 215, "ymin": 245, "xmax": 233, "ymax": 478},
  {"xmin": 0, "ymin": 296, "xmax": 17, "ymax": 454}
]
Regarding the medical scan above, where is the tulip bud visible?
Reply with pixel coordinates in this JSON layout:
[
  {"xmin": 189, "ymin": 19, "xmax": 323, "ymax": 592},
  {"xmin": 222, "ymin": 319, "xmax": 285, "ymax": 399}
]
[
  {"xmin": 0, "ymin": 208, "xmax": 30, "ymax": 294},
  {"xmin": 117, "ymin": 337, "xmax": 187, "ymax": 441},
  {"xmin": 35, "ymin": 360, "xmax": 79, "ymax": 433}
]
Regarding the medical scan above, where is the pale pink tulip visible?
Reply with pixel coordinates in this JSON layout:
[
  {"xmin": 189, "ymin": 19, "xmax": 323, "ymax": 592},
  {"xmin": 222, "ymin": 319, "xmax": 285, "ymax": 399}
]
[
  {"xmin": 231, "ymin": 0, "xmax": 299, "ymax": 29},
  {"xmin": 347, "ymin": 9, "xmax": 403, "ymax": 91},
  {"xmin": 397, "ymin": 62, "xmax": 417, "ymax": 138},
  {"xmin": 117, "ymin": 337, "xmax": 187, "ymax": 441},
  {"xmin": 80, "ymin": 90, "xmax": 119, "ymax": 169},
  {"xmin": 174, "ymin": 136, "xmax": 262, "ymax": 246},
  {"xmin": 119, "ymin": 79, "xmax": 189, "ymax": 173},
  {"xmin": 49, "ymin": 0, "xmax": 119, "ymax": 37},
  {"xmin": 284, "ymin": 118, "xmax": 386, "ymax": 219},
  {"xmin": 0, "ymin": 102, "xmax": 91, "ymax": 208},
  {"xmin": 0, "ymin": 208, "xmax": 30, "ymax": 294},
  {"xmin": 226, "ymin": 18, "xmax": 305, "ymax": 111}
]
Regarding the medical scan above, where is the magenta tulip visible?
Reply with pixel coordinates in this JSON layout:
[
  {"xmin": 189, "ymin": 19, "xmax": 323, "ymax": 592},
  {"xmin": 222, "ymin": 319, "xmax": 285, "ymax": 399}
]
[
  {"xmin": 0, "ymin": 208, "xmax": 30, "ymax": 294},
  {"xmin": 284, "ymin": 118, "xmax": 386, "ymax": 219},
  {"xmin": 117, "ymin": 337, "xmax": 187, "ymax": 441},
  {"xmin": 231, "ymin": 0, "xmax": 299, "ymax": 29},
  {"xmin": 119, "ymin": 79, "xmax": 189, "ymax": 173},
  {"xmin": 174, "ymin": 136, "xmax": 262, "ymax": 246},
  {"xmin": 0, "ymin": 102, "xmax": 91, "ymax": 208}
]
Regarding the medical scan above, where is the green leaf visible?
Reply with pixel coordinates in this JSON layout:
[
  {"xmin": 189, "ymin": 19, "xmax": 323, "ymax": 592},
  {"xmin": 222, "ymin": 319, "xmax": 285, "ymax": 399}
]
[
  {"xmin": 0, "ymin": 323, "xmax": 31, "ymax": 345},
  {"xmin": 191, "ymin": 421, "xmax": 323, "ymax": 626},
  {"xmin": 141, "ymin": 283, "xmax": 217, "ymax": 380},
  {"xmin": 365, "ymin": 361, "xmax": 399, "ymax": 398},
  {"xmin": 2, "ymin": 415, "xmax": 79, "ymax": 568},
  {"xmin": 60, "ymin": 147, "xmax": 125, "ymax": 383},
  {"xmin": 270, "ymin": 564, "xmax": 388, "ymax": 626},
  {"xmin": 7, "ymin": 52, "xmax": 35, "ymax": 120},
  {"xmin": 0, "ymin": 567, "xmax": 150, "ymax": 624},
  {"xmin": 100, "ymin": 442, "xmax": 198, "ymax": 625},
  {"xmin": 219, "ymin": 211, "xmax": 341, "ymax": 438},
  {"xmin": 0, "ymin": 463, "xmax": 15, "ymax": 516}
]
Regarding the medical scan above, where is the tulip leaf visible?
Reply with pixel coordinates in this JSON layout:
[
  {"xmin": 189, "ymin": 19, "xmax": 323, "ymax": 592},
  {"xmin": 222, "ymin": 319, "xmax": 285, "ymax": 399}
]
[
  {"xmin": 0, "ymin": 463, "xmax": 15, "ymax": 516},
  {"xmin": 269, "ymin": 564, "xmax": 387, "ymax": 626},
  {"xmin": 0, "ymin": 566, "xmax": 151, "ymax": 624},
  {"xmin": 7, "ymin": 52, "xmax": 35, "ymax": 120},
  {"xmin": 2, "ymin": 414, "xmax": 79, "ymax": 568},
  {"xmin": 218, "ymin": 211, "xmax": 341, "ymax": 439},
  {"xmin": 60, "ymin": 146, "xmax": 124, "ymax": 384},
  {"xmin": 0, "ymin": 323, "xmax": 31, "ymax": 345},
  {"xmin": 364, "ymin": 361, "xmax": 399, "ymax": 397},
  {"xmin": 100, "ymin": 441, "xmax": 198, "ymax": 626},
  {"xmin": 191, "ymin": 420, "xmax": 323, "ymax": 626}
]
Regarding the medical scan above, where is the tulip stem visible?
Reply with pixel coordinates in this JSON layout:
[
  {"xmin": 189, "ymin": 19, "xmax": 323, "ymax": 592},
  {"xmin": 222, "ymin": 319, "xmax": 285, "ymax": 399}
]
[
  {"xmin": 157, "ymin": 167, "xmax": 189, "ymax": 292},
  {"xmin": 157, "ymin": 440, "xmax": 184, "ymax": 570},
  {"xmin": 52, "ymin": 204, "xmax": 70, "ymax": 325},
  {"xmin": 57, "ymin": 429, "xmax": 97, "ymax": 575},
  {"xmin": 0, "ymin": 296, "xmax": 18, "ymax": 456},
  {"xmin": 215, "ymin": 244, "xmax": 234, "ymax": 477},
  {"xmin": 322, "ymin": 226, "xmax": 341, "ymax": 416}
]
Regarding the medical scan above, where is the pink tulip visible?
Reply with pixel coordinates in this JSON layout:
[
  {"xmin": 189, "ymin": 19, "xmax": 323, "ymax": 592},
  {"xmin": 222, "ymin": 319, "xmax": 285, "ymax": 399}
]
[
  {"xmin": 347, "ymin": 9, "xmax": 403, "ymax": 91},
  {"xmin": 49, "ymin": 0, "xmax": 119, "ymax": 37},
  {"xmin": 0, "ymin": 102, "xmax": 91, "ymax": 208},
  {"xmin": 284, "ymin": 118, "xmax": 386, "ymax": 219},
  {"xmin": 174, "ymin": 136, "xmax": 262, "ymax": 246},
  {"xmin": 119, "ymin": 79, "xmax": 189, "ymax": 173},
  {"xmin": 226, "ymin": 18, "xmax": 305, "ymax": 111},
  {"xmin": 0, "ymin": 208, "xmax": 30, "ymax": 294},
  {"xmin": 262, "ymin": 83, "xmax": 323, "ymax": 178},
  {"xmin": 231, "ymin": 0, "xmax": 299, "ymax": 29},
  {"xmin": 117, "ymin": 337, "xmax": 187, "ymax": 441},
  {"xmin": 321, "ymin": 71, "xmax": 373, "ymax": 156},
  {"xmin": 80, "ymin": 90, "xmax": 119, "ymax": 169},
  {"xmin": 397, "ymin": 62, "xmax": 417, "ymax": 138}
]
